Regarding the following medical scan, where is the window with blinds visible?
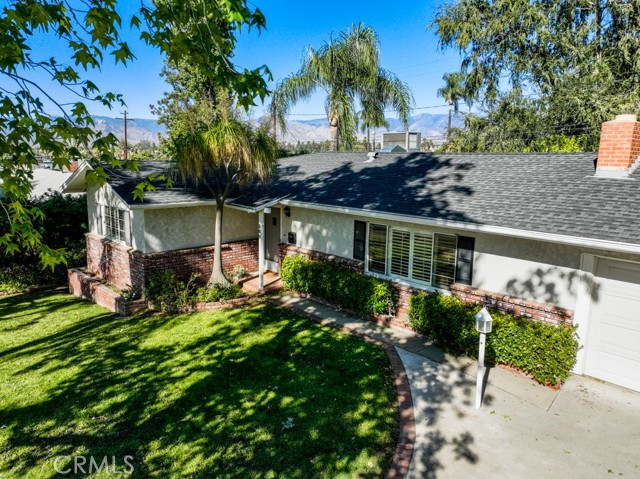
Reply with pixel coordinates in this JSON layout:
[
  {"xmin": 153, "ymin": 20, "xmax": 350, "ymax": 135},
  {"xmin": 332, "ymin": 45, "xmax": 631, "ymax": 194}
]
[
  {"xmin": 390, "ymin": 229, "xmax": 411, "ymax": 277},
  {"xmin": 366, "ymin": 223, "xmax": 457, "ymax": 289},
  {"xmin": 367, "ymin": 223, "xmax": 388, "ymax": 274},
  {"xmin": 104, "ymin": 205, "xmax": 126, "ymax": 242},
  {"xmin": 412, "ymin": 231, "xmax": 433, "ymax": 283}
]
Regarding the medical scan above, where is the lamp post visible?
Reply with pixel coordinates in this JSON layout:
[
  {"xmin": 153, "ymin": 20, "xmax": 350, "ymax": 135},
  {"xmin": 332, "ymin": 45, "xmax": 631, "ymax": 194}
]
[{"xmin": 475, "ymin": 307, "xmax": 493, "ymax": 409}]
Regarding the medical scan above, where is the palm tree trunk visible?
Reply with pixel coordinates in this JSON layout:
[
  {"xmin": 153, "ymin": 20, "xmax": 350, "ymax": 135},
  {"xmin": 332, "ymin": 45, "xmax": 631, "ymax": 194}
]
[
  {"xmin": 209, "ymin": 201, "xmax": 230, "ymax": 286},
  {"xmin": 329, "ymin": 112, "xmax": 339, "ymax": 152},
  {"xmin": 447, "ymin": 106, "xmax": 452, "ymax": 140},
  {"xmin": 367, "ymin": 127, "xmax": 371, "ymax": 151},
  {"xmin": 373, "ymin": 127, "xmax": 377, "ymax": 151}
]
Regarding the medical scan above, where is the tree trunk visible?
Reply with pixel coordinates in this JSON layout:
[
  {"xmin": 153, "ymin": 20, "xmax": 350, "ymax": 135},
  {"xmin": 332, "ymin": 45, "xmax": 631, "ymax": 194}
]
[
  {"xmin": 209, "ymin": 201, "xmax": 230, "ymax": 286},
  {"xmin": 447, "ymin": 106, "xmax": 452, "ymax": 140},
  {"xmin": 367, "ymin": 127, "xmax": 371, "ymax": 151},
  {"xmin": 329, "ymin": 113, "xmax": 339, "ymax": 152},
  {"xmin": 373, "ymin": 127, "xmax": 377, "ymax": 151}
]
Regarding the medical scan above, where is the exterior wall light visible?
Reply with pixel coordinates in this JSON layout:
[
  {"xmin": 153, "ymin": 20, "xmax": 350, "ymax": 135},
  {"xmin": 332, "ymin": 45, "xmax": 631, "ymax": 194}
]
[
  {"xmin": 475, "ymin": 307, "xmax": 493, "ymax": 409},
  {"xmin": 283, "ymin": 206, "xmax": 291, "ymax": 217}
]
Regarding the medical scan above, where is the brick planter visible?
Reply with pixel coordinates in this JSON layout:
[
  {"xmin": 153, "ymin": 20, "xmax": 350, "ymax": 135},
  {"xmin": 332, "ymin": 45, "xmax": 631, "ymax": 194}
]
[{"xmin": 68, "ymin": 268, "xmax": 147, "ymax": 316}]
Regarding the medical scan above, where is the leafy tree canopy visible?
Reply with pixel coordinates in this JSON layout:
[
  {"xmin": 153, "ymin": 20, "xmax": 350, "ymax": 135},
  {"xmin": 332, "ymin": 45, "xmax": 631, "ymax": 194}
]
[
  {"xmin": 433, "ymin": 0, "xmax": 640, "ymax": 151},
  {"xmin": 275, "ymin": 23, "xmax": 413, "ymax": 152},
  {"xmin": 0, "ymin": 0, "xmax": 270, "ymax": 267}
]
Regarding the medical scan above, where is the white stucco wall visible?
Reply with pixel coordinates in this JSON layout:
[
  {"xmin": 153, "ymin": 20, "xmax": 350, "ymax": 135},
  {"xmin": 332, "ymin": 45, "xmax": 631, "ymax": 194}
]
[
  {"xmin": 281, "ymin": 205, "xmax": 640, "ymax": 311},
  {"xmin": 87, "ymin": 183, "xmax": 131, "ymax": 239},
  {"xmin": 142, "ymin": 205, "xmax": 257, "ymax": 253}
]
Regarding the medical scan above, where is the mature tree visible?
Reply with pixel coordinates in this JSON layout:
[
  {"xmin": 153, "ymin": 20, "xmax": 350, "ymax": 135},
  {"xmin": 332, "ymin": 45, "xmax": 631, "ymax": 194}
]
[
  {"xmin": 0, "ymin": 0, "xmax": 269, "ymax": 267},
  {"xmin": 442, "ymin": 89, "xmax": 587, "ymax": 152},
  {"xmin": 437, "ymin": 72, "xmax": 466, "ymax": 138},
  {"xmin": 172, "ymin": 111, "xmax": 277, "ymax": 285},
  {"xmin": 433, "ymin": 0, "xmax": 640, "ymax": 150},
  {"xmin": 275, "ymin": 23, "xmax": 413, "ymax": 152}
]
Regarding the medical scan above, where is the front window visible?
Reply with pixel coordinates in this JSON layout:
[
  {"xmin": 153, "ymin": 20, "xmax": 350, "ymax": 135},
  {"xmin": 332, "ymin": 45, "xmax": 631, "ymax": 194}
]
[
  {"xmin": 104, "ymin": 205, "xmax": 126, "ymax": 242},
  {"xmin": 367, "ymin": 221, "xmax": 458, "ymax": 289}
]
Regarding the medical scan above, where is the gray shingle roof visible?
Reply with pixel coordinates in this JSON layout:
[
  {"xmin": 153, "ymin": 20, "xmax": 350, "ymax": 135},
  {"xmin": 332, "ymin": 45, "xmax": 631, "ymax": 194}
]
[
  {"xmin": 231, "ymin": 151, "xmax": 640, "ymax": 246},
  {"xmin": 105, "ymin": 161, "xmax": 214, "ymax": 205},
  {"xmin": 108, "ymin": 153, "xmax": 640, "ymax": 246}
]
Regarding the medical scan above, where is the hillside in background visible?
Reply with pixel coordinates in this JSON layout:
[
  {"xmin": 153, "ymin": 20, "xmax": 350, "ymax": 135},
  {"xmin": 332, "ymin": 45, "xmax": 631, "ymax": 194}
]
[
  {"xmin": 92, "ymin": 116, "xmax": 165, "ymax": 144},
  {"xmin": 90, "ymin": 112, "xmax": 465, "ymax": 146},
  {"xmin": 275, "ymin": 112, "xmax": 464, "ymax": 145}
]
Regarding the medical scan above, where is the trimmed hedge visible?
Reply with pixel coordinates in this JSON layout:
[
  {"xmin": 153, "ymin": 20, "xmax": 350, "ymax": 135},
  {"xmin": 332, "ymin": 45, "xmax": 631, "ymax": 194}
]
[
  {"xmin": 280, "ymin": 255, "xmax": 395, "ymax": 316},
  {"xmin": 408, "ymin": 292, "xmax": 579, "ymax": 385}
]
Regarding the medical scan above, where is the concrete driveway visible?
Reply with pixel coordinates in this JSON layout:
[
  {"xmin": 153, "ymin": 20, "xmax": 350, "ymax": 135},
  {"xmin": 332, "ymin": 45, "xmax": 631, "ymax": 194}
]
[
  {"xmin": 273, "ymin": 294, "xmax": 640, "ymax": 479},
  {"xmin": 402, "ymin": 348, "xmax": 640, "ymax": 479}
]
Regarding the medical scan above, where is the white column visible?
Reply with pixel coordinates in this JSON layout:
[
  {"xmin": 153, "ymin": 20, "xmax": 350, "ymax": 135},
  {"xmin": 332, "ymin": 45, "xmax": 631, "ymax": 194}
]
[{"xmin": 258, "ymin": 210, "xmax": 265, "ymax": 290}]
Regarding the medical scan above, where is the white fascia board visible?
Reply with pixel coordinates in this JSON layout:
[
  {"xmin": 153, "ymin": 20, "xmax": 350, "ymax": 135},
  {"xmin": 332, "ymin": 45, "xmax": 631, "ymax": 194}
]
[
  {"xmin": 128, "ymin": 200, "xmax": 217, "ymax": 210},
  {"xmin": 226, "ymin": 195, "xmax": 289, "ymax": 213},
  {"xmin": 280, "ymin": 199, "xmax": 640, "ymax": 255},
  {"xmin": 61, "ymin": 161, "xmax": 90, "ymax": 193}
]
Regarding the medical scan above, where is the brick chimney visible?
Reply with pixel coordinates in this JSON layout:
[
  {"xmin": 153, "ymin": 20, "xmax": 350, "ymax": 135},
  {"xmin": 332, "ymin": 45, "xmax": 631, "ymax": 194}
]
[
  {"xmin": 596, "ymin": 114, "xmax": 640, "ymax": 177},
  {"xmin": 68, "ymin": 160, "xmax": 79, "ymax": 173}
]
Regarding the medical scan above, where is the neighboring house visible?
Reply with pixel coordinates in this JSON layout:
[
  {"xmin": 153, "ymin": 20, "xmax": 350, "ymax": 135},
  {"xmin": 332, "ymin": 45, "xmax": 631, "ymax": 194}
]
[
  {"xmin": 64, "ymin": 114, "xmax": 640, "ymax": 393},
  {"xmin": 0, "ymin": 162, "xmax": 79, "ymax": 200}
]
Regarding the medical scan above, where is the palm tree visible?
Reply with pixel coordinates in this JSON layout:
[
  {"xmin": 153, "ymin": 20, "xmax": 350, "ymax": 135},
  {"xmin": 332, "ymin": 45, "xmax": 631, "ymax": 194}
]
[
  {"xmin": 172, "ymin": 114, "xmax": 277, "ymax": 285},
  {"xmin": 275, "ymin": 23, "xmax": 413, "ymax": 152},
  {"xmin": 437, "ymin": 72, "xmax": 466, "ymax": 138},
  {"xmin": 359, "ymin": 69, "xmax": 413, "ymax": 151}
]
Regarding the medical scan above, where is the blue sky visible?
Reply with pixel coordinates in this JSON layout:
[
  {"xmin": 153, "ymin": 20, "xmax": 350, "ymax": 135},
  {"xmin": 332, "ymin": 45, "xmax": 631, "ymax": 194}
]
[{"xmin": 22, "ymin": 0, "xmax": 463, "ymax": 121}]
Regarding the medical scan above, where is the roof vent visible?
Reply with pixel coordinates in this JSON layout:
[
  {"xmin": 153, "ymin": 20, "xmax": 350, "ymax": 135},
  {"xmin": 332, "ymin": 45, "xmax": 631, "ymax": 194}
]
[{"xmin": 364, "ymin": 151, "xmax": 378, "ymax": 163}]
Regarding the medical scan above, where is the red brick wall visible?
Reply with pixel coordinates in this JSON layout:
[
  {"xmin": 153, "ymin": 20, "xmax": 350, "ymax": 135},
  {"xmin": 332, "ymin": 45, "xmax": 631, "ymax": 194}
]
[
  {"xmin": 85, "ymin": 233, "xmax": 259, "ymax": 290},
  {"xmin": 598, "ymin": 115, "xmax": 640, "ymax": 170},
  {"xmin": 278, "ymin": 243, "xmax": 364, "ymax": 272},
  {"xmin": 136, "ymin": 239, "xmax": 259, "ymax": 286},
  {"xmin": 86, "ymin": 233, "xmax": 133, "ymax": 289},
  {"xmin": 450, "ymin": 283, "xmax": 573, "ymax": 326}
]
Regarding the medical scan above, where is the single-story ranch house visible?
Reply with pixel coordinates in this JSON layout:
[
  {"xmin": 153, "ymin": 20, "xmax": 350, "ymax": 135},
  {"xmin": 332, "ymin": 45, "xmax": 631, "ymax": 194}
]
[{"xmin": 64, "ymin": 114, "xmax": 640, "ymax": 393}]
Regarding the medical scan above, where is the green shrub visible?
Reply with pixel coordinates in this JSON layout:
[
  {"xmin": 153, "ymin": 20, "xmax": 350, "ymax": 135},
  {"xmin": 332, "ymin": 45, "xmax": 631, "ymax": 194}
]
[
  {"xmin": 0, "ymin": 192, "xmax": 87, "ymax": 291},
  {"xmin": 146, "ymin": 271, "xmax": 244, "ymax": 312},
  {"xmin": 408, "ymin": 291, "xmax": 579, "ymax": 385},
  {"xmin": 145, "ymin": 271, "xmax": 200, "ymax": 312},
  {"xmin": 194, "ymin": 283, "xmax": 243, "ymax": 302},
  {"xmin": 280, "ymin": 255, "xmax": 395, "ymax": 316}
]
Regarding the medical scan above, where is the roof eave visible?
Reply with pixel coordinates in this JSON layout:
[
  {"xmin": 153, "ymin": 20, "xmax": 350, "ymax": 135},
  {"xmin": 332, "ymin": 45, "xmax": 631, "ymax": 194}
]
[{"xmin": 280, "ymin": 199, "xmax": 640, "ymax": 255}]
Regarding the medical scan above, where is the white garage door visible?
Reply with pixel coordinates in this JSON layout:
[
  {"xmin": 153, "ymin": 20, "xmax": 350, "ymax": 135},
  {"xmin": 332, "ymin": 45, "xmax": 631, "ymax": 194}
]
[{"xmin": 585, "ymin": 258, "xmax": 640, "ymax": 392}]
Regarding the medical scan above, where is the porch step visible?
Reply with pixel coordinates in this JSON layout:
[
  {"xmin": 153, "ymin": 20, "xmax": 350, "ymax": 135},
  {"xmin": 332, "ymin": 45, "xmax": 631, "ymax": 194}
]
[{"xmin": 241, "ymin": 272, "xmax": 284, "ymax": 293}]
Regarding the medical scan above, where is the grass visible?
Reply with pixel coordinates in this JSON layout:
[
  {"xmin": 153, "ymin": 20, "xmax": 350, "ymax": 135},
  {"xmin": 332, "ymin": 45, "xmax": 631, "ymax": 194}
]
[{"xmin": 0, "ymin": 291, "xmax": 398, "ymax": 478}]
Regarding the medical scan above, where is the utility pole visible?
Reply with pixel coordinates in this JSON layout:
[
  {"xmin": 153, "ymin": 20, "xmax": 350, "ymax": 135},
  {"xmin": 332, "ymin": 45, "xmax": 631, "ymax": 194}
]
[{"xmin": 116, "ymin": 110, "xmax": 133, "ymax": 160}]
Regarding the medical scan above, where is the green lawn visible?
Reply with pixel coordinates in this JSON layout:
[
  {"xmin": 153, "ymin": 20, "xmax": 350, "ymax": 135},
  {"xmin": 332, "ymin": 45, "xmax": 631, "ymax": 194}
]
[{"xmin": 0, "ymin": 291, "xmax": 398, "ymax": 478}]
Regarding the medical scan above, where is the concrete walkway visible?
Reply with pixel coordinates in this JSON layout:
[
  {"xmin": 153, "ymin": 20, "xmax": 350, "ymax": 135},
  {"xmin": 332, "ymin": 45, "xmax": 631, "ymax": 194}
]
[{"xmin": 272, "ymin": 294, "xmax": 640, "ymax": 479}]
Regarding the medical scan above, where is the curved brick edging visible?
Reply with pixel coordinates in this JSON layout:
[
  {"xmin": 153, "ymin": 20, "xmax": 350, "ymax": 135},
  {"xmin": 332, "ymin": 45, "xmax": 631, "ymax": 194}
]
[{"xmin": 272, "ymin": 299, "xmax": 416, "ymax": 479}]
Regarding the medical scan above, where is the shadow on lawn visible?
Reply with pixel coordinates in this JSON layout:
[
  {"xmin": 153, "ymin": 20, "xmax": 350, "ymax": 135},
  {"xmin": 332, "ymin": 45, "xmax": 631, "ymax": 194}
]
[{"xmin": 0, "ymin": 292, "xmax": 397, "ymax": 479}]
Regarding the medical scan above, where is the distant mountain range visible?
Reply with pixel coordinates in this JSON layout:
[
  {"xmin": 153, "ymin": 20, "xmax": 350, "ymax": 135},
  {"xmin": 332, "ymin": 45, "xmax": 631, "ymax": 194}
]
[
  {"xmin": 92, "ymin": 116, "xmax": 165, "ymax": 145},
  {"xmin": 273, "ymin": 112, "xmax": 464, "ymax": 145},
  {"xmin": 90, "ymin": 112, "xmax": 464, "ymax": 146}
]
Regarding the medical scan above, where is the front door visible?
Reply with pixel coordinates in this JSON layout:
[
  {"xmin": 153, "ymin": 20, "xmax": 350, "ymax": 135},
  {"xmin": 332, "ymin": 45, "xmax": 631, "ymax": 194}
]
[{"xmin": 264, "ymin": 207, "xmax": 281, "ymax": 272}]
